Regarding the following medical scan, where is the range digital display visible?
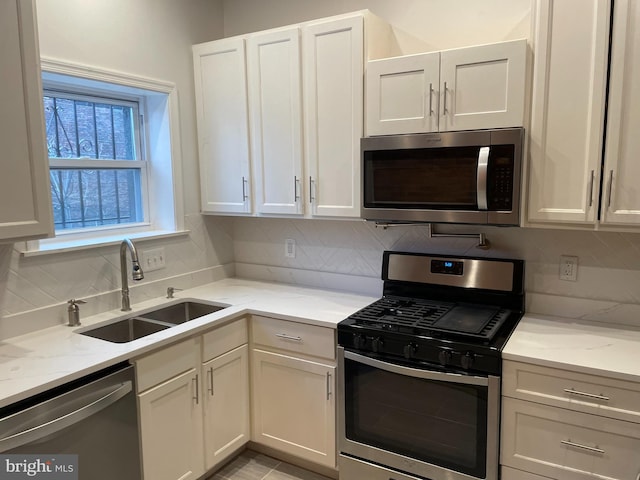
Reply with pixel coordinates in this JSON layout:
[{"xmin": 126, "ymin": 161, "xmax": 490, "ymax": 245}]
[{"xmin": 431, "ymin": 259, "xmax": 464, "ymax": 276}]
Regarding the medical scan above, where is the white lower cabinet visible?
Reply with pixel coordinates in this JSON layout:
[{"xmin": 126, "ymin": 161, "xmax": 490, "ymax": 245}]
[
  {"xmin": 501, "ymin": 360, "xmax": 640, "ymax": 480},
  {"xmin": 138, "ymin": 368, "xmax": 204, "ymax": 480},
  {"xmin": 250, "ymin": 315, "xmax": 337, "ymax": 468},
  {"xmin": 203, "ymin": 344, "xmax": 250, "ymax": 469},
  {"xmin": 136, "ymin": 318, "xmax": 249, "ymax": 480}
]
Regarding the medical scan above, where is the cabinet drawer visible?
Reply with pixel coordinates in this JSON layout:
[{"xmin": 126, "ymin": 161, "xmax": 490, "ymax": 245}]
[
  {"xmin": 135, "ymin": 337, "xmax": 198, "ymax": 393},
  {"xmin": 251, "ymin": 316, "xmax": 335, "ymax": 360},
  {"xmin": 501, "ymin": 466, "xmax": 551, "ymax": 480},
  {"xmin": 202, "ymin": 317, "xmax": 248, "ymax": 362},
  {"xmin": 503, "ymin": 360, "xmax": 640, "ymax": 423},
  {"xmin": 502, "ymin": 397, "xmax": 640, "ymax": 480}
]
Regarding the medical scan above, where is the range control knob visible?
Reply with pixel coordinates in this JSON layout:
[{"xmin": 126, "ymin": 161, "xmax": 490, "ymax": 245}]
[
  {"xmin": 371, "ymin": 337, "xmax": 384, "ymax": 353},
  {"xmin": 403, "ymin": 343, "xmax": 417, "ymax": 360},
  {"xmin": 461, "ymin": 352, "xmax": 475, "ymax": 370},
  {"xmin": 438, "ymin": 349, "xmax": 452, "ymax": 366},
  {"xmin": 353, "ymin": 333, "xmax": 367, "ymax": 350}
]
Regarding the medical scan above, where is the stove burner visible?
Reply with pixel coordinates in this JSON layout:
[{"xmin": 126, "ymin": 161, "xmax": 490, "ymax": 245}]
[{"xmin": 347, "ymin": 295, "xmax": 512, "ymax": 341}]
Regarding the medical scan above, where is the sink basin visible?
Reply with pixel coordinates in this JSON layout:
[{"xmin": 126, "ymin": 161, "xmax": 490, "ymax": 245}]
[
  {"xmin": 77, "ymin": 300, "xmax": 228, "ymax": 343},
  {"xmin": 138, "ymin": 301, "xmax": 226, "ymax": 325},
  {"xmin": 79, "ymin": 317, "xmax": 170, "ymax": 343}
]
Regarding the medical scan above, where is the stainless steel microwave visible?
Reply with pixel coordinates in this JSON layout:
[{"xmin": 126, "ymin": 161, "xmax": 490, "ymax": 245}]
[{"xmin": 361, "ymin": 128, "xmax": 524, "ymax": 226}]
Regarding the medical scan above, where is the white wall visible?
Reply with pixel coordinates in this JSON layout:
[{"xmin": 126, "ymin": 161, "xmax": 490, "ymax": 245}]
[
  {"xmin": 223, "ymin": 0, "xmax": 532, "ymax": 51},
  {"xmin": 0, "ymin": 0, "xmax": 232, "ymax": 339}
]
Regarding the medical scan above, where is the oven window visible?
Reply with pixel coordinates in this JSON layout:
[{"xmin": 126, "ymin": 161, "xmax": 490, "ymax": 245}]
[
  {"xmin": 363, "ymin": 147, "xmax": 481, "ymax": 209},
  {"xmin": 344, "ymin": 358, "xmax": 488, "ymax": 478}
]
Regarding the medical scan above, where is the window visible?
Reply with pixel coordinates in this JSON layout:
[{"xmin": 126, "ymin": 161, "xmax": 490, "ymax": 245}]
[
  {"xmin": 22, "ymin": 58, "xmax": 186, "ymax": 255},
  {"xmin": 44, "ymin": 91, "xmax": 147, "ymax": 231}
]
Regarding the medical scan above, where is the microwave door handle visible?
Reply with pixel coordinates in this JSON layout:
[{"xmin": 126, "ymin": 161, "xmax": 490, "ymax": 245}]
[{"xmin": 477, "ymin": 146, "xmax": 490, "ymax": 210}]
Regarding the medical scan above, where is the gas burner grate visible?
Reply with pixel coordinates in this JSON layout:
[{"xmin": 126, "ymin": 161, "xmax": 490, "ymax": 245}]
[{"xmin": 348, "ymin": 295, "xmax": 513, "ymax": 341}]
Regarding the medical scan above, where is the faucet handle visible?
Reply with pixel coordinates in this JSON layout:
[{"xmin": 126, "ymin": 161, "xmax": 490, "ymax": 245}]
[
  {"xmin": 68, "ymin": 299, "xmax": 87, "ymax": 306},
  {"xmin": 166, "ymin": 287, "xmax": 183, "ymax": 299}
]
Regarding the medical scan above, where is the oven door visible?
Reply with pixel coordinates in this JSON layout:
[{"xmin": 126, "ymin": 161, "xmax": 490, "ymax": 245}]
[{"xmin": 338, "ymin": 347, "xmax": 500, "ymax": 480}]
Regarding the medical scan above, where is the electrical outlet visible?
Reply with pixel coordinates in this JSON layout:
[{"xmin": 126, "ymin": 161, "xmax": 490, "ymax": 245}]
[
  {"xmin": 285, "ymin": 238, "xmax": 296, "ymax": 258},
  {"xmin": 559, "ymin": 255, "xmax": 578, "ymax": 281},
  {"xmin": 142, "ymin": 247, "xmax": 166, "ymax": 272}
]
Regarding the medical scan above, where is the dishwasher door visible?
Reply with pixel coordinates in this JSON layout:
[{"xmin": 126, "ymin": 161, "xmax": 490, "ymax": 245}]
[{"xmin": 0, "ymin": 363, "xmax": 142, "ymax": 480}]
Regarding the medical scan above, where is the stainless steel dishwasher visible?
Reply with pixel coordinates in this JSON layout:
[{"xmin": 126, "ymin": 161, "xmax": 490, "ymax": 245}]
[{"xmin": 0, "ymin": 362, "xmax": 142, "ymax": 479}]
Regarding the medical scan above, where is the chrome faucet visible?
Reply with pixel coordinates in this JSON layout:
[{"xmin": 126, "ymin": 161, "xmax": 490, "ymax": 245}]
[{"xmin": 120, "ymin": 239, "xmax": 144, "ymax": 311}]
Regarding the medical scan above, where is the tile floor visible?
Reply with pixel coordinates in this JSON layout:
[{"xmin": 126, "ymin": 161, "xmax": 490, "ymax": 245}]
[{"xmin": 207, "ymin": 450, "xmax": 333, "ymax": 480}]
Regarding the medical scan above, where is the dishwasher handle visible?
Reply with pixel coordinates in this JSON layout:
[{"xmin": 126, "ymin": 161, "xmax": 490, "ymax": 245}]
[{"xmin": 0, "ymin": 380, "xmax": 132, "ymax": 452}]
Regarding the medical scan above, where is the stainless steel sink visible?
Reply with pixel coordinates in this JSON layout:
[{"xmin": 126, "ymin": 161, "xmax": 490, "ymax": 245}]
[
  {"xmin": 138, "ymin": 301, "xmax": 226, "ymax": 325},
  {"xmin": 77, "ymin": 300, "xmax": 228, "ymax": 343},
  {"xmin": 79, "ymin": 317, "xmax": 171, "ymax": 343}
]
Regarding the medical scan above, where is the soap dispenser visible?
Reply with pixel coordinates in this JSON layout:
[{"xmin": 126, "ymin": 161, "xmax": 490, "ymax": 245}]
[{"xmin": 67, "ymin": 299, "xmax": 87, "ymax": 326}]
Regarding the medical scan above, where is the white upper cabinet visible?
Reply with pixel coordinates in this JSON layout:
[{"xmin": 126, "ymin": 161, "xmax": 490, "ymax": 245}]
[
  {"xmin": 193, "ymin": 37, "xmax": 252, "ymax": 214},
  {"xmin": 0, "ymin": 0, "xmax": 54, "ymax": 242},
  {"xmin": 303, "ymin": 15, "xmax": 364, "ymax": 218},
  {"xmin": 440, "ymin": 40, "xmax": 526, "ymax": 132},
  {"xmin": 193, "ymin": 11, "xmax": 394, "ymax": 219},
  {"xmin": 366, "ymin": 52, "xmax": 440, "ymax": 136},
  {"xmin": 365, "ymin": 39, "xmax": 527, "ymax": 136},
  {"xmin": 601, "ymin": 0, "xmax": 640, "ymax": 226},
  {"xmin": 526, "ymin": 0, "xmax": 610, "ymax": 225},
  {"xmin": 247, "ymin": 27, "xmax": 303, "ymax": 216}
]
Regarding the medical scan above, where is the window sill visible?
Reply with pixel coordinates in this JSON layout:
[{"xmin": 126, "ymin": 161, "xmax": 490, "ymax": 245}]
[{"xmin": 19, "ymin": 229, "xmax": 190, "ymax": 257}]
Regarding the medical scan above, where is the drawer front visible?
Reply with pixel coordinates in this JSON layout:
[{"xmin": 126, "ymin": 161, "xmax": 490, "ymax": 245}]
[
  {"xmin": 202, "ymin": 317, "xmax": 248, "ymax": 362},
  {"xmin": 251, "ymin": 315, "xmax": 335, "ymax": 360},
  {"xmin": 135, "ymin": 337, "xmax": 199, "ymax": 393},
  {"xmin": 501, "ymin": 466, "xmax": 551, "ymax": 480},
  {"xmin": 503, "ymin": 361, "xmax": 640, "ymax": 423},
  {"xmin": 502, "ymin": 397, "xmax": 640, "ymax": 480}
]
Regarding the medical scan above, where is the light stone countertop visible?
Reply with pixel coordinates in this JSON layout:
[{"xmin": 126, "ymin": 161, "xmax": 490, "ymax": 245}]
[
  {"xmin": 0, "ymin": 278, "xmax": 377, "ymax": 409},
  {"xmin": 503, "ymin": 313, "xmax": 640, "ymax": 383}
]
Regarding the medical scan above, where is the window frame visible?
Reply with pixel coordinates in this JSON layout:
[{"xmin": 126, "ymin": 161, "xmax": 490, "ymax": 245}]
[
  {"xmin": 22, "ymin": 58, "xmax": 186, "ymax": 255},
  {"xmin": 44, "ymin": 88, "xmax": 151, "ymax": 234}
]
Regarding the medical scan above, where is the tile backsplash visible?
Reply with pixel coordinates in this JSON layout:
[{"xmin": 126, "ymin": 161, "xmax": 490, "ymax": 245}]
[{"xmin": 232, "ymin": 217, "xmax": 640, "ymax": 306}]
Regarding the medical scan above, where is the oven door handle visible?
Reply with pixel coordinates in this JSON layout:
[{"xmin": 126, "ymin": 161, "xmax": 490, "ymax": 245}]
[
  {"xmin": 343, "ymin": 350, "xmax": 489, "ymax": 386},
  {"xmin": 476, "ymin": 146, "xmax": 490, "ymax": 210}
]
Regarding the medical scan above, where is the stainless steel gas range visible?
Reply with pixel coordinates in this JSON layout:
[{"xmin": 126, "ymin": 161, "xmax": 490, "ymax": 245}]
[{"xmin": 337, "ymin": 251, "xmax": 525, "ymax": 480}]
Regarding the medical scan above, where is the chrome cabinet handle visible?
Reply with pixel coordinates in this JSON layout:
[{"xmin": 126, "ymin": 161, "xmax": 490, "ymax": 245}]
[
  {"xmin": 309, "ymin": 176, "xmax": 315, "ymax": 203},
  {"xmin": 476, "ymin": 147, "xmax": 490, "ymax": 211},
  {"xmin": 428, "ymin": 83, "xmax": 434, "ymax": 116},
  {"xmin": 561, "ymin": 439, "xmax": 605, "ymax": 454},
  {"xmin": 208, "ymin": 367, "xmax": 214, "ymax": 396},
  {"xmin": 443, "ymin": 81, "xmax": 448, "ymax": 114},
  {"xmin": 242, "ymin": 176, "xmax": 249, "ymax": 201},
  {"xmin": 193, "ymin": 374, "xmax": 199, "ymax": 404},
  {"xmin": 587, "ymin": 170, "xmax": 595, "ymax": 207},
  {"xmin": 276, "ymin": 333, "xmax": 302, "ymax": 342},
  {"xmin": 564, "ymin": 388, "xmax": 609, "ymax": 401},
  {"xmin": 326, "ymin": 372, "xmax": 332, "ymax": 400},
  {"xmin": 606, "ymin": 170, "xmax": 614, "ymax": 208},
  {"xmin": 294, "ymin": 176, "xmax": 300, "ymax": 202}
]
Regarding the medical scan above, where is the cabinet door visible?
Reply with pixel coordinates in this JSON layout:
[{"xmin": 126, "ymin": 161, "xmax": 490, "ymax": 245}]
[
  {"xmin": 439, "ymin": 39, "xmax": 526, "ymax": 132},
  {"xmin": 601, "ymin": 0, "xmax": 640, "ymax": 226},
  {"xmin": 138, "ymin": 368, "xmax": 204, "ymax": 480},
  {"xmin": 193, "ymin": 37, "xmax": 251, "ymax": 214},
  {"xmin": 303, "ymin": 15, "xmax": 363, "ymax": 218},
  {"xmin": 0, "ymin": 0, "xmax": 54, "ymax": 241},
  {"xmin": 252, "ymin": 349, "xmax": 336, "ymax": 468},
  {"xmin": 365, "ymin": 52, "xmax": 440, "ymax": 136},
  {"xmin": 248, "ymin": 28, "xmax": 303, "ymax": 215},
  {"xmin": 202, "ymin": 344, "xmax": 250, "ymax": 470},
  {"xmin": 527, "ymin": 0, "xmax": 610, "ymax": 224}
]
